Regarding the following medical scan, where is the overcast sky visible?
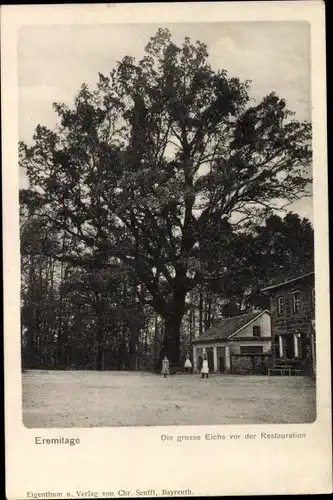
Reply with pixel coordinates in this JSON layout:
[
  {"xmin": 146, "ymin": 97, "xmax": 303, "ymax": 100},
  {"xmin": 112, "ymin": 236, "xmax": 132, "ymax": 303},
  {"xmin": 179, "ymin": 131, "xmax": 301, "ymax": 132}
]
[{"xmin": 18, "ymin": 21, "xmax": 313, "ymax": 221}]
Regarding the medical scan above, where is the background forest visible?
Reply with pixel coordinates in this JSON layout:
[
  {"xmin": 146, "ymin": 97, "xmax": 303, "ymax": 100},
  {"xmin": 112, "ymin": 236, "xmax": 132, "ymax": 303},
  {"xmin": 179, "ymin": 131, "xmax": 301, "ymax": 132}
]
[{"xmin": 20, "ymin": 211, "xmax": 314, "ymax": 371}]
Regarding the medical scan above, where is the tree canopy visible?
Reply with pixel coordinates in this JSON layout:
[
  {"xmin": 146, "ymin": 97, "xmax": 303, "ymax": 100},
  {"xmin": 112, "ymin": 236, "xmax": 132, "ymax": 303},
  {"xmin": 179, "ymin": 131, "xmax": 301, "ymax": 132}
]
[{"xmin": 20, "ymin": 28, "xmax": 312, "ymax": 365}]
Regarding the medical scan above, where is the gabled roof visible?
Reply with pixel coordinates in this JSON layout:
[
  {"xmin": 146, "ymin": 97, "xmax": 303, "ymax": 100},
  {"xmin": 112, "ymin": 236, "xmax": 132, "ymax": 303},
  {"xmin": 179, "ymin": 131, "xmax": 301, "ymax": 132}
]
[
  {"xmin": 192, "ymin": 310, "xmax": 269, "ymax": 344},
  {"xmin": 262, "ymin": 271, "xmax": 314, "ymax": 292}
]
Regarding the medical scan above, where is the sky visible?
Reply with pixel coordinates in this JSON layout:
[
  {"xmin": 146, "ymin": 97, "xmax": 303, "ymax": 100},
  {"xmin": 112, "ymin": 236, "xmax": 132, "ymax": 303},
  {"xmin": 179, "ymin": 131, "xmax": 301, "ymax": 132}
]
[{"xmin": 18, "ymin": 21, "xmax": 313, "ymax": 221}]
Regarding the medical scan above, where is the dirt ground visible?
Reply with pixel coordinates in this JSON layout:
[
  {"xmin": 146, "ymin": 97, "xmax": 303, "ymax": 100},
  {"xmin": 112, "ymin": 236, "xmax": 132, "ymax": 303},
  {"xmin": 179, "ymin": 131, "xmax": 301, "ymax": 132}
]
[{"xmin": 22, "ymin": 370, "xmax": 316, "ymax": 427}]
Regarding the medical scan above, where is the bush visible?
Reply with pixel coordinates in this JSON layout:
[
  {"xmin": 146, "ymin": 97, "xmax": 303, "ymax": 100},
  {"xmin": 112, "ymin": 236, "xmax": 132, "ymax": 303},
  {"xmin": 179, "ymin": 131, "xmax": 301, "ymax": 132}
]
[{"xmin": 231, "ymin": 357, "xmax": 253, "ymax": 375}]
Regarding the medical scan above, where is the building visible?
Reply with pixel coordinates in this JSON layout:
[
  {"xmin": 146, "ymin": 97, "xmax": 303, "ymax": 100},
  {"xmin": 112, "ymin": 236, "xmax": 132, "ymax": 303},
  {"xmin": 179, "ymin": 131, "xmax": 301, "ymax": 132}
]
[
  {"xmin": 262, "ymin": 270, "xmax": 315, "ymax": 375},
  {"xmin": 192, "ymin": 310, "xmax": 272, "ymax": 374}
]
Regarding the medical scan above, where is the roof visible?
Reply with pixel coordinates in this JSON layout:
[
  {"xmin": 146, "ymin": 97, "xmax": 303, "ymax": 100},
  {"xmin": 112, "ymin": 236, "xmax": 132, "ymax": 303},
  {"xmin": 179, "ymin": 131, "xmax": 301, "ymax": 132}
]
[
  {"xmin": 192, "ymin": 310, "xmax": 269, "ymax": 344},
  {"xmin": 262, "ymin": 271, "xmax": 314, "ymax": 292}
]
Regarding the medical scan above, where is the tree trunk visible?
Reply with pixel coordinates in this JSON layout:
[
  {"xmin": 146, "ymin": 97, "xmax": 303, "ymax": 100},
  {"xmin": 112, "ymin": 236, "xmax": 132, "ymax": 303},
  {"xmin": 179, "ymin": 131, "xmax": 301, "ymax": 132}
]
[
  {"xmin": 154, "ymin": 314, "xmax": 159, "ymax": 371},
  {"xmin": 204, "ymin": 294, "xmax": 209, "ymax": 331},
  {"xmin": 189, "ymin": 308, "xmax": 193, "ymax": 343},
  {"xmin": 192, "ymin": 302, "xmax": 196, "ymax": 340},
  {"xmin": 96, "ymin": 341, "xmax": 104, "ymax": 371},
  {"xmin": 57, "ymin": 235, "xmax": 67, "ymax": 368},
  {"xmin": 207, "ymin": 293, "xmax": 212, "ymax": 330},
  {"xmin": 199, "ymin": 289, "xmax": 203, "ymax": 336},
  {"xmin": 27, "ymin": 325, "xmax": 36, "ymax": 369},
  {"xmin": 162, "ymin": 313, "xmax": 182, "ymax": 367},
  {"xmin": 117, "ymin": 340, "xmax": 126, "ymax": 370},
  {"xmin": 161, "ymin": 288, "xmax": 186, "ymax": 367},
  {"xmin": 94, "ymin": 291, "xmax": 105, "ymax": 371}
]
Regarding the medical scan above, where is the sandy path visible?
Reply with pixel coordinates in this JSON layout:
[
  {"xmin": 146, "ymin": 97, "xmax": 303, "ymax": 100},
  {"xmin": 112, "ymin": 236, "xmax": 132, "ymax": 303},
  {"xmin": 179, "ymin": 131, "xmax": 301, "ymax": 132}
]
[{"xmin": 22, "ymin": 370, "xmax": 316, "ymax": 428}]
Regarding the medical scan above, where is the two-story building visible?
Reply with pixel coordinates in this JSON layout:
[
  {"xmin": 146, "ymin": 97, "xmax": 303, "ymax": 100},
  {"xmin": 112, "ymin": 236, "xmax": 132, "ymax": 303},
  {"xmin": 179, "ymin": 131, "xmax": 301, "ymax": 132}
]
[{"xmin": 262, "ymin": 270, "xmax": 315, "ymax": 375}]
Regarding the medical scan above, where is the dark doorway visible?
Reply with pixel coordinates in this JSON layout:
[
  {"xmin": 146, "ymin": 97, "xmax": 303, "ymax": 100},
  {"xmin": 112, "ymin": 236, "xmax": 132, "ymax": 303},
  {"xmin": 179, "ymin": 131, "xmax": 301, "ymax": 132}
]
[
  {"xmin": 207, "ymin": 350, "xmax": 214, "ymax": 372},
  {"xmin": 219, "ymin": 357, "xmax": 225, "ymax": 373},
  {"xmin": 284, "ymin": 335, "xmax": 295, "ymax": 359}
]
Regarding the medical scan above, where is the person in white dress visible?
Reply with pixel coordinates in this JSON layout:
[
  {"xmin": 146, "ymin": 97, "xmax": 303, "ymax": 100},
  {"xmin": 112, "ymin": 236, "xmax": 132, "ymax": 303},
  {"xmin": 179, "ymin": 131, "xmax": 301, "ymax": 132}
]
[
  {"xmin": 201, "ymin": 354, "xmax": 209, "ymax": 379},
  {"xmin": 161, "ymin": 356, "xmax": 170, "ymax": 378},
  {"xmin": 184, "ymin": 355, "xmax": 192, "ymax": 374}
]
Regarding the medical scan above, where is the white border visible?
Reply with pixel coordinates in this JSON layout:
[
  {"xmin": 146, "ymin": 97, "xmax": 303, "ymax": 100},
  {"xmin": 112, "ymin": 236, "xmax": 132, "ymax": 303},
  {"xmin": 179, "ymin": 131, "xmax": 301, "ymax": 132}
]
[{"xmin": 2, "ymin": 2, "xmax": 331, "ymax": 498}]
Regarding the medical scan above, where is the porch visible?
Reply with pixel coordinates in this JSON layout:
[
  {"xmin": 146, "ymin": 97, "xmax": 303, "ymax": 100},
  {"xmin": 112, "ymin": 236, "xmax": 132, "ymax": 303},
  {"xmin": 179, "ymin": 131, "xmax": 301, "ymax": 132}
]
[{"xmin": 192, "ymin": 341, "xmax": 272, "ymax": 374}]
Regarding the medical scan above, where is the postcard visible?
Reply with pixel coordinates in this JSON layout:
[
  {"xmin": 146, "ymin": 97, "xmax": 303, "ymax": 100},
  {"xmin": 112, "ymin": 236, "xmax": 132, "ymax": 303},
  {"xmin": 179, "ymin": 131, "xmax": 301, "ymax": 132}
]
[{"xmin": 2, "ymin": 1, "xmax": 331, "ymax": 498}]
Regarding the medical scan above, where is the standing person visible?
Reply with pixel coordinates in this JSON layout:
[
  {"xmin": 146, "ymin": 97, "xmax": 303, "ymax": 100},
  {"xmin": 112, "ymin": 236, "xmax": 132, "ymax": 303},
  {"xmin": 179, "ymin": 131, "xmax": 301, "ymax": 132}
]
[
  {"xmin": 201, "ymin": 354, "xmax": 209, "ymax": 379},
  {"xmin": 184, "ymin": 355, "xmax": 192, "ymax": 374},
  {"xmin": 161, "ymin": 356, "xmax": 170, "ymax": 378}
]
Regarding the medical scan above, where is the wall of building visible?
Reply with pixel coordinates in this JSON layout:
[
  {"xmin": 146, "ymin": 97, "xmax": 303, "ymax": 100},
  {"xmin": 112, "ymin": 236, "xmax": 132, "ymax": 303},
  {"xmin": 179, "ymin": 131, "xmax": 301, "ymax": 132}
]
[
  {"xmin": 229, "ymin": 312, "xmax": 271, "ymax": 339},
  {"xmin": 270, "ymin": 276, "xmax": 314, "ymax": 337},
  {"xmin": 192, "ymin": 313, "xmax": 272, "ymax": 373},
  {"xmin": 267, "ymin": 274, "xmax": 315, "ymax": 370},
  {"xmin": 193, "ymin": 314, "xmax": 272, "ymax": 354},
  {"xmin": 194, "ymin": 339, "xmax": 271, "ymax": 355},
  {"xmin": 229, "ymin": 342, "xmax": 271, "ymax": 355}
]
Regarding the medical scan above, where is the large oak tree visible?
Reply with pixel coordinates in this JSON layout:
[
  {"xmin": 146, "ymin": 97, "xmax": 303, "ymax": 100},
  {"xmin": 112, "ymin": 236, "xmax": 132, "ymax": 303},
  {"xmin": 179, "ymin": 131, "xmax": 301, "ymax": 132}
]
[{"xmin": 20, "ymin": 28, "xmax": 312, "ymax": 366}]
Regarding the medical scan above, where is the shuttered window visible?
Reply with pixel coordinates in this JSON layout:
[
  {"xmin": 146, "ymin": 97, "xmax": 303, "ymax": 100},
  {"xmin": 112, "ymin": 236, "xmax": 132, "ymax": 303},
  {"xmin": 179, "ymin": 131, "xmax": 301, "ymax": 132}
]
[
  {"xmin": 292, "ymin": 291, "xmax": 301, "ymax": 313},
  {"xmin": 253, "ymin": 326, "xmax": 261, "ymax": 337},
  {"xmin": 278, "ymin": 296, "xmax": 284, "ymax": 315}
]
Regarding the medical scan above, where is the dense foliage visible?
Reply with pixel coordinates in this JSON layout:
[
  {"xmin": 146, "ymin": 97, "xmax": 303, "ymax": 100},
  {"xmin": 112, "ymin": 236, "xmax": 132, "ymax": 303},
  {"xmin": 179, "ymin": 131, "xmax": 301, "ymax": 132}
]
[{"xmin": 20, "ymin": 29, "xmax": 312, "ymax": 368}]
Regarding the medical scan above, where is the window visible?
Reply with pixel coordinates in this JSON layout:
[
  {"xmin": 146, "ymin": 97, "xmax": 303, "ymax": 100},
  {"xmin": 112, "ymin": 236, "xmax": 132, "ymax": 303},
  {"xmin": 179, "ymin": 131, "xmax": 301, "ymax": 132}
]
[
  {"xmin": 292, "ymin": 291, "xmax": 301, "ymax": 313},
  {"xmin": 277, "ymin": 296, "xmax": 284, "ymax": 316},
  {"xmin": 253, "ymin": 326, "xmax": 261, "ymax": 337},
  {"xmin": 240, "ymin": 346, "xmax": 263, "ymax": 354}
]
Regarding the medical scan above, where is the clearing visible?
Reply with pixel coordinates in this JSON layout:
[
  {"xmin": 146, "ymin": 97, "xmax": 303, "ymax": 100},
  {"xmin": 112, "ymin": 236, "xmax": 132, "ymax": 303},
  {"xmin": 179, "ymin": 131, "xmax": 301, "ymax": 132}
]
[{"xmin": 22, "ymin": 370, "xmax": 316, "ymax": 427}]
